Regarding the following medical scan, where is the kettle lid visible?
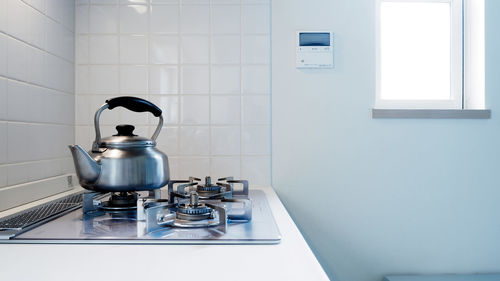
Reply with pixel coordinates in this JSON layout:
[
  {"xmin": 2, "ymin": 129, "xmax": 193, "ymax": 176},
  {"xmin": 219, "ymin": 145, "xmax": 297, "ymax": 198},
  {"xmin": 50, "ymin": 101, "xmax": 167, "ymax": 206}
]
[{"xmin": 100, "ymin": 124, "xmax": 155, "ymax": 148}]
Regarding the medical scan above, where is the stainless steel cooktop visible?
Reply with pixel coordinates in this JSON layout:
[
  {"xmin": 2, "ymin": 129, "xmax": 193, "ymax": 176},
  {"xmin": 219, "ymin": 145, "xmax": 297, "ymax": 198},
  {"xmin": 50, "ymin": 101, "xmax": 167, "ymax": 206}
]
[{"xmin": 0, "ymin": 177, "xmax": 281, "ymax": 244}]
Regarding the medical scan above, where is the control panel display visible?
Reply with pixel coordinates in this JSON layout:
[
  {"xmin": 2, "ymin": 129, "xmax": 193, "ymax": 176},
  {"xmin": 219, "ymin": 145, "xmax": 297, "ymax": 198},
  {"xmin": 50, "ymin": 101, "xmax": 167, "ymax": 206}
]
[{"xmin": 299, "ymin": 32, "xmax": 331, "ymax": 47}]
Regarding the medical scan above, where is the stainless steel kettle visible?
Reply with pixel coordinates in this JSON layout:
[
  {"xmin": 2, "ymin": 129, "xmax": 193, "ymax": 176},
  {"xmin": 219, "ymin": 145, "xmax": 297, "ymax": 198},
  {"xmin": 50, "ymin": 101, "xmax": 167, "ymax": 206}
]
[{"xmin": 69, "ymin": 96, "xmax": 169, "ymax": 193}]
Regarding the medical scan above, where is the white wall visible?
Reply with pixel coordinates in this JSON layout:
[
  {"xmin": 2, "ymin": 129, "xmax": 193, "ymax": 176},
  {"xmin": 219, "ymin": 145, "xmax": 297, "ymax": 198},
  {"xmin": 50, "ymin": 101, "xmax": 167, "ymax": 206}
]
[
  {"xmin": 272, "ymin": 0, "xmax": 500, "ymax": 280},
  {"xmin": 0, "ymin": 0, "xmax": 75, "ymax": 210},
  {"xmin": 74, "ymin": 0, "xmax": 272, "ymax": 184}
]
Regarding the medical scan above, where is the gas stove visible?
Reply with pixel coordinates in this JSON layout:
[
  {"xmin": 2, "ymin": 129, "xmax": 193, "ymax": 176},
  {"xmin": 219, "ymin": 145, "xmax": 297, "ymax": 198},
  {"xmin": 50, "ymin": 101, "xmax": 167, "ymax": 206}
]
[{"xmin": 0, "ymin": 177, "xmax": 281, "ymax": 244}]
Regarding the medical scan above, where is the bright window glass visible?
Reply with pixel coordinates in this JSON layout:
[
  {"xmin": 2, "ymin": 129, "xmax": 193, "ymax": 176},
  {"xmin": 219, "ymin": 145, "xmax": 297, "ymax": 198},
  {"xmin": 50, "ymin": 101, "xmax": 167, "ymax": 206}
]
[{"xmin": 380, "ymin": 2, "xmax": 451, "ymax": 100}]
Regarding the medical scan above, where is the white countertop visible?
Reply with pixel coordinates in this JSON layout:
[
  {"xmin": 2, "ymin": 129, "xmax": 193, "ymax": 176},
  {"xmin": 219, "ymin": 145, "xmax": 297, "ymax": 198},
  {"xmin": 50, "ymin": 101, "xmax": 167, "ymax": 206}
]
[{"xmin": 0, "ymin": 186, "xmax": 329, "ymax": 281}]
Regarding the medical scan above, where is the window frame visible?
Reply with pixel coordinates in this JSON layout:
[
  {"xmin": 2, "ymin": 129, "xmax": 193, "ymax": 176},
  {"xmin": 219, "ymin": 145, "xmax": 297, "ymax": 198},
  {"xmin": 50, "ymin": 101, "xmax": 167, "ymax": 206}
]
[{"xmin": 375, "ymin": 0, "xmax": 464, "ymax": 109}]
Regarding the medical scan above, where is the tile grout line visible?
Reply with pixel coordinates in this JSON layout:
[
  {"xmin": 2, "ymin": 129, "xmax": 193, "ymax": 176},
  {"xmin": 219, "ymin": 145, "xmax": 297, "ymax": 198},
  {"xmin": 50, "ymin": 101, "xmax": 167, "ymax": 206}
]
[
  {"xmin": 239, "ymin": 0, "xmax": 244, "ymax": 179},
  {"xmin": 208, "ymin": 0, "xmax": 214, "ymax": 175},
  {"xmin": 147, "ymin": 0, "xmax": 152, "ymax": 138},
  {"xmin": 177, "ymin": 0, "xmax": 183, "ymax": 178},
  {"xmin": 117, "ymin": 1, "xmax": 121, "ymax": 125},
  {"xmin": 0, "ymin": 30, "xmax": 75, "ymax": 66},
  {"xmin": 0, "ymin": 75, "xmax": 75, "ymax": 97},
  {"xmin": 86, "ymin": 3, "xmax": 91, "ymax": 145},
  {"xmin": 73, "ymin": 0, "xmax": 78, "ymax": 147}
]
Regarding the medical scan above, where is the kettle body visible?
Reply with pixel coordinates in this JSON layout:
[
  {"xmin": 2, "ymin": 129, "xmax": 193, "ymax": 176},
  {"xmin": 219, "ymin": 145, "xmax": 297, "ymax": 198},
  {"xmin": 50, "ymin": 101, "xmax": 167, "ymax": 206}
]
[{"xmin": 69, "ymin": 97, "xmax": 170, "ymax": 193}]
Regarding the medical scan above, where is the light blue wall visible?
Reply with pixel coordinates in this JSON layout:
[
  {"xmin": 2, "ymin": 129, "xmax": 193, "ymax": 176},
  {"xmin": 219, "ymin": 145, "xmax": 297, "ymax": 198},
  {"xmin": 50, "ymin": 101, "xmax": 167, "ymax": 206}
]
[{"xmin": 271, "ymin": 1, "xmax": 500, "ymax": 281}]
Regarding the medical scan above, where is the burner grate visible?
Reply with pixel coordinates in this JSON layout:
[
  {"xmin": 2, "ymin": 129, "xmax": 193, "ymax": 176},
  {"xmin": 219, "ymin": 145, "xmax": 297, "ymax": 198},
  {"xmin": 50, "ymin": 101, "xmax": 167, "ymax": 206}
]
[{"xmin": 0, "ymin": 193, "xmax": 84, "ymax": 230}]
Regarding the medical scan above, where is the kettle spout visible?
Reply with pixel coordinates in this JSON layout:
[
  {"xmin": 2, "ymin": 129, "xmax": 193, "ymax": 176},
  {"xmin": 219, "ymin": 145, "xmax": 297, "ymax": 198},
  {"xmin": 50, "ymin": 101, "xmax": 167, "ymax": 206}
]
[{"xmin": 68, "ymin": 145, "xmax": 101, "ymax": 185}]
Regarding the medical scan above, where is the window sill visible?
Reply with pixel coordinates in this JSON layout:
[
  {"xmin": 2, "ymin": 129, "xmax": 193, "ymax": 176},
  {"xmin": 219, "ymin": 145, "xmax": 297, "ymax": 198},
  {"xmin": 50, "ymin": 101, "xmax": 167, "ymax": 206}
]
[{"xmin": 372, "ymin": 109, "xmax": 491, "ymax": 119}]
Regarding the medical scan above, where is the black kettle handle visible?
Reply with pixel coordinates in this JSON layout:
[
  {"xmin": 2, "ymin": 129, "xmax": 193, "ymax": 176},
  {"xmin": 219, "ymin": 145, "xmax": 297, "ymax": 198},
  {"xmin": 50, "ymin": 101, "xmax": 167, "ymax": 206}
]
[
  {"xmin": 92, "ymin": 97, "xmax": 164, "ymax": 152},
  {"xmin": 106, "ymin": 96, "xmax": 162, "ymax": 117}
]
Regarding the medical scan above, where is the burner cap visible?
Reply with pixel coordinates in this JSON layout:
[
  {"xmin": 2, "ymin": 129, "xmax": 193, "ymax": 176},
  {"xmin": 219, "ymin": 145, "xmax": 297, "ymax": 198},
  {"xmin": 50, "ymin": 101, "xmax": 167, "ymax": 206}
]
[
  {"xmin": 196, "ymin": 176, "xmax": 223, "ymax": 195},
  {"xmin": 176, "ymin": 203, "xmax": 213, "ymax": 221},
  {"xmin": 100, "ymin": 192, "xmax": 138, "ymax": 211},
  {"xmin": 196, "ymin": 185, "xmax": 221, "ymax": 192},
  {"xmin": 177, "ymin": 203, "xmax": 211, "ymax": 215}
]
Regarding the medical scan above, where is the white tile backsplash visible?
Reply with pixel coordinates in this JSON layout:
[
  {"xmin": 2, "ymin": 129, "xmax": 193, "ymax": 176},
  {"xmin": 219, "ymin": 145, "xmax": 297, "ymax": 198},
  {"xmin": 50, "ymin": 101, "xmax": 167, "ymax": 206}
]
[
  {"xmin": 76, "ymin": 65, "xmax": 90, "ymax": 94},
  {"xmin": 7, "ymin": 37, "xmax": 32, "ymax": 83},
  {"xmin": 180, "ymin": 5, "xmax": 210, "ymax": 34},
  {"xmin": 178, "ymin": 157, "xmax": 210, "ymax": 179},
  {"xmin": 75, "ymin": 0, "xmax": 271, "ymax": 183},
  {"xmin": 182, "ymin": 0, "xmax": 210, "ymax": 5},
  {"xmin": 210, "ymin": 65, "xmax": 240, "ymax": 94},
  {"xmin": 242, "ymin": 5, "xmax": 270, "ymax": 34},
  {"xmin": 7, "ymin": 163, "xmax": 29, "ymax": 186},
  {"xmin": 89, "ymin": 65, "xmax": 119, "ymax": 93},
  {"xmin": 148, "ymin": 95, "xmax": 179, "ymax": 125},
  {"xmin": 210, "ymin": 157, "xmax": 240, "ymax": 179},
  {"xmin": 91, "ymin": 0, "xmax": 118, "ymax": 4},
  {"xmin": 242, "ymin": 65, "xmax": 270, "ymax": 94},
  {"xmin": 181, "ymin": 66, "xmax": 209, "ymax": 94},
  {"xmin": 120, "ymin": 65, "xmax": 148, "ymax": 93},
  {"xmin": 121, "ymin": 0, "xmax": 148, "ymax": 4},
  {"xmin": 119, "ymin": 5, "xmax": 149, "ymax": 34},
  {"xmin": 153, "ymin": 126, "xmax": 179, "ymax": 156},
  {"xmin": 0, "ymin": 0, "xmax": 75, "ymax": 192},
  {"xmin": 242, "ymin": 0, "xmax": 270, "ymax": 4},
  {"xmin": 29, "ymin": 4, "xmax": 47, "ymax": 49},
  {"xmin": 0, "ymin": 78, "xmax": 6, "ymax": 120},
  {"xmin": 89, "ymin": 5, "xmax": 118, "ymax": 33},
  {"xmin": 150, "ymin": 35, "xmax": 178, "ymax": 64},
  {"xmin": 211, "ymin": 96, "xmax": 240, "ymax": 125},
  {"xmin": 120, "ymin": 35, "xmax": 148, "ymax": 63},
  {"xmin": 211, "ymin": 126, "xmax": 240, "ymax": 155},
  {"xmin": 149, "ymin": 65, "xmax": 179, "ymax": 94},
  {"xmin": 76, "ymin": 35, "xmax": 89, "ymax": 63},
  {"xmin": 75, "ymin": 5, "xmax": 89, "ymax": 34},
  {"xmin": 181, "ymin": 95, "xmax": 209, "ymax": 124},
  {"xmin": 179, "ymin": 126, "xmax": 210, "ymax": 155},
  {"xmin": 150, "ymin": 5, "xmax": 179, "ymax": 34},
  {"xmin": 0, "ymin": 1, "xmax": 7, "ymax": 33},
  {"xmin": 46, "ymin": 0, "xmax": 74, "ymax": 31},
  {"xmin": 151, "ymin": 0, "xmax": 179, "ymax": 3},
  {"xmin": 211, "ymin": 35, "xmax": 240, "ymax": 64},
  {"xmin": 242, "ymin": 95, "xmax": 270, "ymax": 125},
  {"xmin": 0, "ymin": 34, "xmax": 6, "ymax": 76},
  {"xmin": 211, "ymin": 5, "xmax": 240, "ymax": 34},
  {"xmin": 47, "ymin": 19, "xmax": 75, "ymax": 61},
  {"xmin": 241, "ymin": 156, "xmax": 270, "ymax": 185},
  {"xmin": 7, "ymin": 0, "xmax": 33, "ymax": 44},
  {"xmin": 0, "ymin": 165, "xmax": 6, "ymax": 188},
  {"xmin": 242, "ymin": 126, "xmax": 271, "ymax": 155},
  {"xmin": 89, "ymin": 35, "xmax": 119, "ymax": 64},
  {"xmin": 242, "ymin": 35, "xmax": 270, "ymax": 64},
  {"xmin": 181, "ymin": 35, "xmax": 210, "ymax": 64},
  {"xmin": 212, "ymin": 0, "xmax": 239, "ymax": 3},
  {"xmin": 75, "ymin": 125, "xmax": 93, "ymax": 151},
  {"xmin": 0, "ymin": 123, "xmax": 7, "ymax": 164}
]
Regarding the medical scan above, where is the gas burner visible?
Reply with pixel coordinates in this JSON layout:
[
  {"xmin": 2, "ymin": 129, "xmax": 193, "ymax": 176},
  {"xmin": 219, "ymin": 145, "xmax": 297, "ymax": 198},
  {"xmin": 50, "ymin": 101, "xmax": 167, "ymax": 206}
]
[
  {"xmin": 176, "ymin": 191, "xmax": 214, "ymax": 221},
  {"xmin": 135, "ymin": 176, "xmax": 252, "ymax": 234},
  {"xmin": 195, "ymin": 176, "xmax": 224, "ymax": 197},
  {"xmin": 81, "ymin": 176, "xmax": 252, "ymax": 235},
  {"xmin": 165, "ymin": 176, "xmax": 249, "ymax": 201},
  {"xmin": 100, "ymin": 192, "xmax": 138, "ymax": 211}
]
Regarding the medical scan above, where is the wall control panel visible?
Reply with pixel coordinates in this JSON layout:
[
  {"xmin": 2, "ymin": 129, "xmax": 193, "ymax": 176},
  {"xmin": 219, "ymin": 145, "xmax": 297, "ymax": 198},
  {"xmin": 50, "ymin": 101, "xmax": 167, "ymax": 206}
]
[{"xmin": 296, "ymin": 31, "xmax": 334, "ymax": 69}]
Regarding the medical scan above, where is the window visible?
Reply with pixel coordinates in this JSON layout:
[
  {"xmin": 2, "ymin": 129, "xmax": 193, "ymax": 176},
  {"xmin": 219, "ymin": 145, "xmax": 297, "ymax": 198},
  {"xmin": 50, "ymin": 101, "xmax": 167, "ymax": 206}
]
[{"xmin": 375, "ymin": 0, "xmax": 485, "ymax": 111}]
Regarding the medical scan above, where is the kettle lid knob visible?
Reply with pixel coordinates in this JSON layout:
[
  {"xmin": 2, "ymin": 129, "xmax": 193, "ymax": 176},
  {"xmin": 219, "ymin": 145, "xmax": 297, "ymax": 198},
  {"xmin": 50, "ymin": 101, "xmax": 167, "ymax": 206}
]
[{"xmin": 114, "ymin": 124, "xmax": 137, "ymax": 137}]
